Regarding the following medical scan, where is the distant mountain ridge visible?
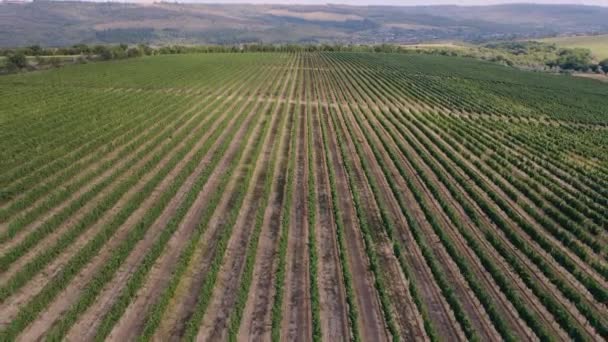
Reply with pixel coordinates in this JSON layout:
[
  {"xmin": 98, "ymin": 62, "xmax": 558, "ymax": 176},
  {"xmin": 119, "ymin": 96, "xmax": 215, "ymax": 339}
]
[{"xmin": 1, "ymin": 2, "xmax": 608, "ymax": 47}]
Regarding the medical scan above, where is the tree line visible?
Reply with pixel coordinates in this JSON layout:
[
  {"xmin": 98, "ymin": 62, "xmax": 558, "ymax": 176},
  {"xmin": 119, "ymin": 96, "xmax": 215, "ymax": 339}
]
[{"xmin": 2, "ymin": 42, "xmax": 607, "ymax": 75}]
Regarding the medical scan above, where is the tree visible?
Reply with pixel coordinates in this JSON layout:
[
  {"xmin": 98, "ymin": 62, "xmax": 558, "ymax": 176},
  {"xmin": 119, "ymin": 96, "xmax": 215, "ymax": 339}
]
[
  {"xmin": 549, "ymin": 48, "xmax": 594, "ymax": 71},
  {"xmin": 26, "ymin": 45, "xmax": 43, "ymax": 56},
  {"xmin": 93, "ymin": 45, "xmax": 113, "ymax": 60},
  {"xmin": 600, "ymin": 59, "xmax": 608, "ymax": 74},
  {"xmin": 127, "ymin": 47, "xmax": 142, "ymax": 58},
  {"xmin": 7, "ymin": 53, "xmax": 27, "ymax": 69}
]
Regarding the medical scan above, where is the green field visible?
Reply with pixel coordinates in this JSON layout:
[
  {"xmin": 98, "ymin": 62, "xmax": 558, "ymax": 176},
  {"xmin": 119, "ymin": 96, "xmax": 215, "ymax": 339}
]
[
  {"xmin": 540, "ymin": 34, "xmax": 608, "ymax": 60},
  {"xmin": 0, "ymin": 52, "xmax": 607, "ymax": 341}
]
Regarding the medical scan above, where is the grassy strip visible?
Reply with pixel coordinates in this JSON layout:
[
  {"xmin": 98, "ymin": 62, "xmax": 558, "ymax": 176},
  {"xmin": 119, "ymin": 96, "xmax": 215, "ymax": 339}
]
[{"xmin": 305, "ymin": 86, "xmax": 322, "ymax": 342}]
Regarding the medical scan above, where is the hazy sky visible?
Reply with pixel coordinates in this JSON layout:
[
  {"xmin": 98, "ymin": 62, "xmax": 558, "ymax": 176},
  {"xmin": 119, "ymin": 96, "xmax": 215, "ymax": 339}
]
[{"xmin": 184, "ymin": 0, "xmax": 608, "ymax": 5}]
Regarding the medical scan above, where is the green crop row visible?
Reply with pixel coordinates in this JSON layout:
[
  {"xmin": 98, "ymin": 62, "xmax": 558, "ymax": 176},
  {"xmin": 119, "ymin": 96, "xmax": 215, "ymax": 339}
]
[
  {"xmin": 315, "ymin": 93, "xmax": 361, "ymax": 342},
  {"xmin": 334, "ymin": 53, "xmax": 604, "ymax": 340}
]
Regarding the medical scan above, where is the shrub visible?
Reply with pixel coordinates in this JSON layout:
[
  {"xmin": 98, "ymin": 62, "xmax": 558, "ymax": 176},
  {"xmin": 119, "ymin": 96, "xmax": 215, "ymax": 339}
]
[{"xmin": 7, "ymin": 53, "xmax": 27, "ymax": 69}]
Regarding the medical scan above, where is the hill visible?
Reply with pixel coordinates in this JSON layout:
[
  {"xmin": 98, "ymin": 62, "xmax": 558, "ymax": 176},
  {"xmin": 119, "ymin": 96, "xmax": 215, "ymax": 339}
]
[{"xmin": 1, "ymin": 2, "xmax": 608, "ymax": 46}]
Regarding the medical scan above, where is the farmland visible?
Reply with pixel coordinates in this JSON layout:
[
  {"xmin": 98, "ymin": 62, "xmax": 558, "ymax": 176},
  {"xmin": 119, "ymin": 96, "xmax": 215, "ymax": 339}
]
[
  {"xmin": 540, "ymin": 35, "xmax": 608, "ymax": 60},
  {"xmin": 0, "ymin": 52, "xmax": 607, "ymax": 341}
]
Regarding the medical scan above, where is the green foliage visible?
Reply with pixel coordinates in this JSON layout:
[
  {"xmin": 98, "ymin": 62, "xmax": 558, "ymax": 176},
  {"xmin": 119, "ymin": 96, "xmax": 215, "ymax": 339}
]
[
  {"xmin": 1, "ymin": 51, "xmax": 606, "ymax": 342},
  {"xmin": 600, "ymin": 59, "xmax": 608, "ymax": 73},
  {"xmin": 548, "ymin": 48, "xmax": 594, "ymax": 71},
  {"xmin": 7, "ymin": 52, "xmax": 27, "ymax": 69}
]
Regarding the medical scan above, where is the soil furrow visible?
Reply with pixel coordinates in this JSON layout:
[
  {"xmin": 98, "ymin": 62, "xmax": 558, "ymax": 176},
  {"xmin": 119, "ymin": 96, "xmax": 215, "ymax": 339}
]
[
  {"xmin": 320, "ymin": 101, "xmax": 389, "ymax": 342},
  {"xmin": 280, "ymin": 102, "xmax": 312, "ymax": 342}
]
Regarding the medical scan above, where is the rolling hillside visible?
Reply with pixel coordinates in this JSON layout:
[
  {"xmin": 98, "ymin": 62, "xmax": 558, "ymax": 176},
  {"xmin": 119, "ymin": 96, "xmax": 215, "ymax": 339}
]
[{"xmin": 1, "ymin": 2, "xmax": 608, "ymax": 46}]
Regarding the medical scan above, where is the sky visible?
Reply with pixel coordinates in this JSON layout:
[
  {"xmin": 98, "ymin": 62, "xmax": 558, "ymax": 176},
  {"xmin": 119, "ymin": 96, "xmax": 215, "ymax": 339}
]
[{"xmin": 182, "ymin": 0, "xmax": 608, "ymax": 5}]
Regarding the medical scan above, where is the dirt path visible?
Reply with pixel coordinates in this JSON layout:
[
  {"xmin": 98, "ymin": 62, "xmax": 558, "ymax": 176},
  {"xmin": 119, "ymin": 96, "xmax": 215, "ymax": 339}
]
[
  {"xmin": 320, "ymin": 103, "xmax": 389, "ymax": 342},
  {"xmin": 236, "ymin": 101, "xmax": 296, "ymax": 342},
  {"xmin": 280, "ymin": 102, "xmax": 312, "ymax": 342},
  {"xmin": 308, "ymin": 98, "xmax": 350, "ymax": 340}
]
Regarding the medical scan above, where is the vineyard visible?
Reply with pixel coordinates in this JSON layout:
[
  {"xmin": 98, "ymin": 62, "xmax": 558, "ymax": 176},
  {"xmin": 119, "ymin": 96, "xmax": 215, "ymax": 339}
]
[{"xmin": 0, "ymin": 52, "xmax": 607, "ymax": 341}]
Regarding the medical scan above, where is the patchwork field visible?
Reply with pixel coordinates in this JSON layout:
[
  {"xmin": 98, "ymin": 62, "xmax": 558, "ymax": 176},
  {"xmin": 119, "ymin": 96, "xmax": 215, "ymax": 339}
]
[
  {"xmin": 540, "ymin": 34, "xmax": 608, "ymax": 60},
  {"xmin": 0, "ymin": 52, "xmax": 607, "ymax": 341}
]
